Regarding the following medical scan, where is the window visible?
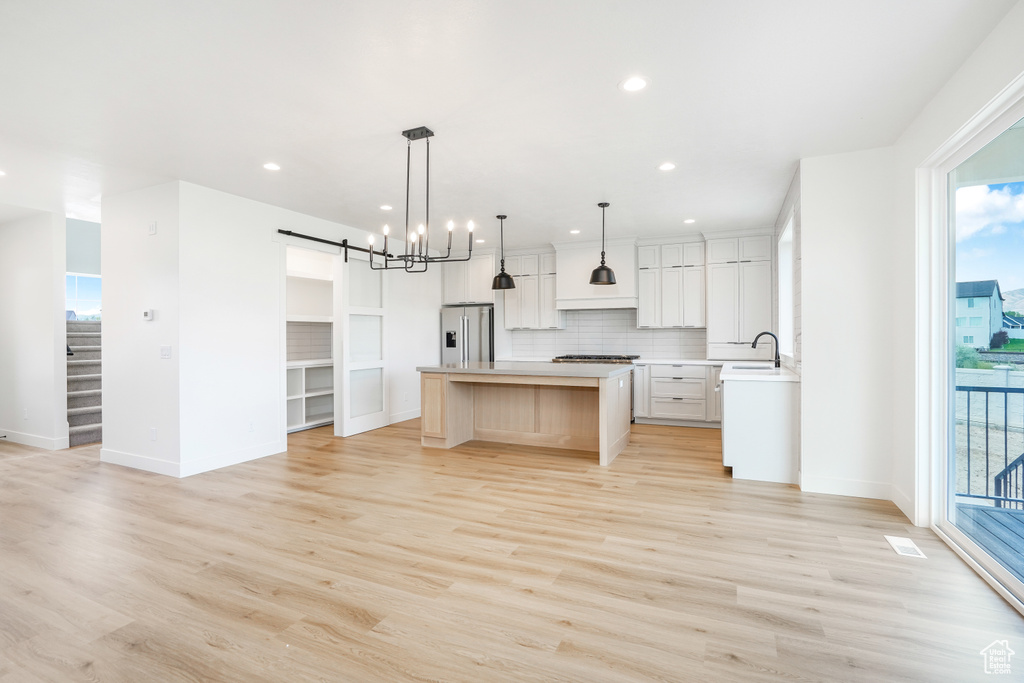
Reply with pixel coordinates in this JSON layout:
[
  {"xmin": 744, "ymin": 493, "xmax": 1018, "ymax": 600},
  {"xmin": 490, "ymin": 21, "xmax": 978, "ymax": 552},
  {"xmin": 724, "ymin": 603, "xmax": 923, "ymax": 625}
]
[
  {"xmin": 65, "ymin": 274, "xmax": 101, "ymax": 320},
  {"xmin": 956, "ymin": 317, "xmax": 967, "ymax": 326},
  {"xmin": 777, "ymin": 217, "xmax": 794, "ymax": 356},
  {"xmin": 947, "ymin": 110, "xmax": 1024, "ymax": 601}
]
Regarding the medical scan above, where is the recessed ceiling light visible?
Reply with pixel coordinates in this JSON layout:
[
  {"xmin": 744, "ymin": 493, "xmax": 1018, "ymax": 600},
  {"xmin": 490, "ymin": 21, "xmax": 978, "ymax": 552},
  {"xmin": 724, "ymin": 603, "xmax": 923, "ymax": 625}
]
[
  {"xmin": 683, "ymin": 218, "xmax": 696, "ymax": 224},
  {"xmin": 659, "ymin": 162, "xmax": 676, "ymax": 171},
  {"xmin": 475, "ymin": 239, "xmax": 485, "ymax": 243},
  {"xmin": 570, "ymin": 230, "xmax": 581, "ymax": 234},
  {"xmin": 619, "ymin": 76, "xmax": 648, "ymax": 92},
  {"xmin": 0, "ymin": 170, "xmax": 6, "ymax": 176},
  {"xmin": 380, "ymin": 205, "xmax": 392, "ymax": 211},
  {"xmin": 263, "ymin": 162, "xmax": 281, "ymax": 171}
]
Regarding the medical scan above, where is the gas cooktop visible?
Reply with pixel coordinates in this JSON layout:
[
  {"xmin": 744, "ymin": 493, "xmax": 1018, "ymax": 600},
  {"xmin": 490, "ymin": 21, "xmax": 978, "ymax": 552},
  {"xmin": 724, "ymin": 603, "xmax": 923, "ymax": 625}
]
[{"xmin": 551, "ymin": 354, "xmax": 640, "ymax": 364}]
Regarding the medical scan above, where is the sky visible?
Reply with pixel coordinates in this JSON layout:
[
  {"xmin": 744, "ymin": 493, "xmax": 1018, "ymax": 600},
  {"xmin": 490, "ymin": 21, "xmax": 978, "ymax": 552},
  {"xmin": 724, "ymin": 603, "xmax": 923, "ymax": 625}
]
[{"xmin": 955, "ymin": 181, "xmax": 1024, "ymax": 296}]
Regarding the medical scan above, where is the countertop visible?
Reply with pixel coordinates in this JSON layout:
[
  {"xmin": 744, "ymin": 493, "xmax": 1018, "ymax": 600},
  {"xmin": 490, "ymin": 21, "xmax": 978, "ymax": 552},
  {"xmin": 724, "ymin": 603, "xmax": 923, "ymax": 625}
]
[
  {"xmin": 417, "ymin": 361, "xmax": 633, "ymax": 379},
  {"xmin": 719, "ymin": 361, "xmax": 800, "ymax": 383},
  {"xmin": 498, "ymin": 357, "xmax": 720, "ymax": 366}
]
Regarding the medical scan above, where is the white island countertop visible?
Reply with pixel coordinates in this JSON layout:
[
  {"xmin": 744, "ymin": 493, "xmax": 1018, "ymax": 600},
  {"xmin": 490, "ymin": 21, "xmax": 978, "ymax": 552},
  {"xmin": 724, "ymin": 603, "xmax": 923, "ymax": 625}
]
[
  {"xmin": 417, "ymin": 361, "xmax": 634, "ymax": 379},
  {"xmin": 720, "ymin": 361, "xmax": 800, "ymax": 383}
]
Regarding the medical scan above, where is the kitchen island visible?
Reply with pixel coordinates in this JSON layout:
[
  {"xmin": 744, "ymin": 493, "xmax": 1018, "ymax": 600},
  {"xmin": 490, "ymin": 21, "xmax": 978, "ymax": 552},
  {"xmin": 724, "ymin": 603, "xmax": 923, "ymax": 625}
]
[{"xmin": 416, "ymin": 361, "xmax": 633, "ymax": 465}]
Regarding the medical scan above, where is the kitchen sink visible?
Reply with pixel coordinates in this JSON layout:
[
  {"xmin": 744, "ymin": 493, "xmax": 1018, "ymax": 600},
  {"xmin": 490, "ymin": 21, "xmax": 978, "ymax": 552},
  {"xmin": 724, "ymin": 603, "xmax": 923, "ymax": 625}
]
[{"xmin": 732, "ymin": 364, "xmax": 775, "ymax": 370}]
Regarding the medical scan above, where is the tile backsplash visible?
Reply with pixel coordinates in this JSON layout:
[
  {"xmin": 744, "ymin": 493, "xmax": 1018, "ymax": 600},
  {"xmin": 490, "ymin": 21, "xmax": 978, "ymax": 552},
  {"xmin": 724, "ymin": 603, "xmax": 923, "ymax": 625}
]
[
  {"xmin": 287, "ymin": 321, "xmax": 332, "ymax": 361},
  {"xmin": 508, "ymin": 309, "xmax": 706, "ymax": 360}
]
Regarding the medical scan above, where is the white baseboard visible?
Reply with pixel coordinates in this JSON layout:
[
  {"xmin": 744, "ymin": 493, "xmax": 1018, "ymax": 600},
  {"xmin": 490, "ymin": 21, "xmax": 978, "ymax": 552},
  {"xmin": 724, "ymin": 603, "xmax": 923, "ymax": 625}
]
[
  {"xmin": 633, "ymin": 418, "xmax": 720, "ymax": 429},
  {"xmin": 890, "ymin": 484, "xmax": 918, "ymax": 525},
  {"xmin": 100, "ymin": 447, "xmax": 180, "ymax": 476},
  {"xmin": 179, "ymin": 439, "xmax": 287, "ymax": 478},
  {"xmin": 0, "ymin": 428, "xmax": 69, "ymax": 451},
  {"xmin": 101, "ymin": 439, "xmax": 287, "ymax": 478},
  {"xmin": 800, "ymin": 473, "xmax": 891, "ymax": 501},
  {"xmin": 390, "ymin": 408, "xmax": 420, "ymax": 424}
]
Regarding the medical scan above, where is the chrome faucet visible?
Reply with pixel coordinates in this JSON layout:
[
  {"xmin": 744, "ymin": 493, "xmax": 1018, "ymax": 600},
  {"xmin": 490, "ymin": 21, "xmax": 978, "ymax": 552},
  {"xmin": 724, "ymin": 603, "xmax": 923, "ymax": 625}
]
[{"xmin": 752, "ymin": 331, "xmax": 780, "ymax": 368}]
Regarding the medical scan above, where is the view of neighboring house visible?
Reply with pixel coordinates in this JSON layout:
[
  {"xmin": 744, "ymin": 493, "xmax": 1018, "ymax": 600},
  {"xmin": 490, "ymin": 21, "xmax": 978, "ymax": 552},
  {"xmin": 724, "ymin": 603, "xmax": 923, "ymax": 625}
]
[{"xmin": 956, "ymin": 280, "xmax": 1004, "ymax": 349}]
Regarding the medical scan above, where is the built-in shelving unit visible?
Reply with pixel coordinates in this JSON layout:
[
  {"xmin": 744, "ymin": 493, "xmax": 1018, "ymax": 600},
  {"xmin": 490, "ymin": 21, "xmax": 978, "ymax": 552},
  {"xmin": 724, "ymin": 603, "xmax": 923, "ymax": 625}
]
[
  {"xmin": 287, "ymin": 360, "xmax": 335, "ymax": 432},
  {"xmin": 286, "ymin": 246, "xmax": 336, "ymax": 432}
]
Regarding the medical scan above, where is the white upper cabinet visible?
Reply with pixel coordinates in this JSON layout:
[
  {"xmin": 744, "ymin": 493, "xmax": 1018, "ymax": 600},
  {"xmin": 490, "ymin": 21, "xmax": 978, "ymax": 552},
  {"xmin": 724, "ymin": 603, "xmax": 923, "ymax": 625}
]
[
  {"xmin": 682, "ymin": 266, "xmax": 705, "ymax": 327},
  {"xmin": 739, "ymin": 260, "xmax": 772, "ymax": 341},
  {"xmin": 706, "ymin": 239, "xmax": 739, "ymax": 264},
  {"xmin": 706, "ymin": 262, "xmax": 739, "ymax": 343},
  {"xmin": 443, "ymin": 253, "xmax": 495, "ymax": 305},
  {"xmin": 707, "ymin": 236, "xmax": 771, "ymax": 264},
  {"xmin": 660, "ymin": 267, "xmax": 683, "ymax": 327},
  {"xmin": 503, "ymin": 251, "xmax": 563, "ymax": 330},
  {"xmin": 636, "ymin": 241, "xmax": 705, "ymax": 329},
  {"xmin": 539, "ymin": 273, "xmax": 559, "ymax": 328},
  {"xmin": 739, "ymin": 235, "xmax": 772, "ymax": 261},
  {"xmin": 705, "ymin": 235, "xmax": 773, "ymax": 360},
  {"xmin": 661, "ymin": 244, "xmax": 684, "ymax": 268},
  {"xmin": 637, "ymin": 268, "xmax": 660, "ymax": 328},
  {"xmin": 682, "ymin": 242, "xmax": 705, "ymax": 267},
  {"xmin": 540, "ymin": 252, "xmax": 557, "ymax": 274},
  {"xmin": 637, "ymin": 245, "xmax": 660, "ymax": 269}
]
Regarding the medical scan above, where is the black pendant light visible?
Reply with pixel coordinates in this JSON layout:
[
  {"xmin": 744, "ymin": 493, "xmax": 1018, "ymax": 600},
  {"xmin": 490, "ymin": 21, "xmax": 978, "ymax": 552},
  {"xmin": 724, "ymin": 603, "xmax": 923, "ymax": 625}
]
[
  {"xmin": 590, "ymin": 202, "xmax": 616, "ymax": 285},
  {"xmin": 492, "ymin": 214, "xmax": 516, "ymax": 290}
]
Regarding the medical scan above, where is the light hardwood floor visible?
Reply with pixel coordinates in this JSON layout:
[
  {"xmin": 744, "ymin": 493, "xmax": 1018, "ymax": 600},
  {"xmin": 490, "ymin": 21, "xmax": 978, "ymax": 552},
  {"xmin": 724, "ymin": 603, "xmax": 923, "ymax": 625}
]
[{"xmin": 1, "ymin": 422, "xmax": 1022, "ymax": 682}]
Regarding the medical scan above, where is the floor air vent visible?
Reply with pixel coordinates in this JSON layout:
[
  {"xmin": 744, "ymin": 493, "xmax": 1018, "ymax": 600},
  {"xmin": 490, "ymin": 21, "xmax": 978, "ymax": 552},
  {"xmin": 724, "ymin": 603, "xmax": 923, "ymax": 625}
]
[{"xmin": 884, "ymin": 535, "xmax": 927, "ymax": 559}]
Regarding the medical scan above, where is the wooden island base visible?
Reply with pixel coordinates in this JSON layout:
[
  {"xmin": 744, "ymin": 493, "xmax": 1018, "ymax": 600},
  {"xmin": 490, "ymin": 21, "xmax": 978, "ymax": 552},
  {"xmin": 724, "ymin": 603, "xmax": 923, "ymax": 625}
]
[{"xmin": 419, "ymin": 370, "xmax": 632, "ymax": 466}]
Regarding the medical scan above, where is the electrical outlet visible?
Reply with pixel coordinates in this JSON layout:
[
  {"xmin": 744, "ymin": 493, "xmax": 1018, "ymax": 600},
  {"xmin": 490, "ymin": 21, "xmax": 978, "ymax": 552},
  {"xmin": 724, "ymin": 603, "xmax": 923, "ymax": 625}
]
[
  {"xmin": 22, "ymin": 407, "xmax": 28, "ymax": 420},
  {"xmin": 160, "ymin": 345, "xmax": 172, "ymax": 359},
  {"xmin": 148, "ymin": 221, "xmax": 157, "ymax": 235},
  {"xmin": 403, "ymin": 392, "xmax": 409, "ymax": 403},
  {"xmin": 150, "ymin": 428, "xmax": 157, "ymax": 441},
  {"xmin": 249, "ymin": 421, "xmax": 255, "ymax": 433}
]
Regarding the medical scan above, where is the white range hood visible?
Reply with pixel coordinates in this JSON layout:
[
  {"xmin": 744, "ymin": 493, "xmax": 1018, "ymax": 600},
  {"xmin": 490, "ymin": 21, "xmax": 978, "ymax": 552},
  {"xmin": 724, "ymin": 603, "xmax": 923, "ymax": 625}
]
[{"xmin": 553, "ymin": 238, "xmax": 637, "ymax": 310}]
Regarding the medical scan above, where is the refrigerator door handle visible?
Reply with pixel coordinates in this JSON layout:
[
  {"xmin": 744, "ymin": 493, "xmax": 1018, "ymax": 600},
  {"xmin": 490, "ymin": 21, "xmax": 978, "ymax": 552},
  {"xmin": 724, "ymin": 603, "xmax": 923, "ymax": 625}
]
[{"xmin": 461, "ymin": 315, "xmax": 469, "ymax": 363}]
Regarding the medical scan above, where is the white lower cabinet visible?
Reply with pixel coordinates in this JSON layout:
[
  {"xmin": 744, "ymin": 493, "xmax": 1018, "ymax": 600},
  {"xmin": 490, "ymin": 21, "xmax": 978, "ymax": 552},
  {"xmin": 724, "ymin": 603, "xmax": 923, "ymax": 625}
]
[
  {"xmin": 706, "ymin": 365, "xmax": 723, "ymax": 422},
  {"xmin": 633, "ymin": 364, "xmax": 650, "ymax": 418},
  {"xmin": 633, "ymin": 363, "xmax": 723, "ymax": 424}
]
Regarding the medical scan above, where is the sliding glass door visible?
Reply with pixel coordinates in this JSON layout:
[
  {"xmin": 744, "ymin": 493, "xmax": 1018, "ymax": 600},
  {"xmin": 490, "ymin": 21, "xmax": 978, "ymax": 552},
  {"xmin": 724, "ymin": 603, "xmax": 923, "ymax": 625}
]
[{"xmin": 947, "ymin": 115, "xmax": 1024, "ymax": 592}]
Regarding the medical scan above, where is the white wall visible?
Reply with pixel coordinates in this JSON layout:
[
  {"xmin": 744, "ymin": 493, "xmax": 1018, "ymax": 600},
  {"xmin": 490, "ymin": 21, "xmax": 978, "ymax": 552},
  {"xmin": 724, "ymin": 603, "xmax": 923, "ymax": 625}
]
[
  {"xmin": 385, "ymin": 266, "xmax": 443, "ymax": 423},
  {"xmin": 799, "ymin": 147, "xmax": 896, "ymax": 499},
  {"xmin": 0, "ymin": 211, "xmax": 69, "ymax": 449},
  {"xmin": 101, "ymin": 180, "xmax": 439, "ymax": 475},
  {"xmin": 101, "ymin": 183, "xmax": 182, "ymax": 472},
  {"xmin": 66, "ymin": 218, "xmax": 101, "ymax": 275},
  {"xmin": 176, "ymin": 183, "xmax": 289, "ymax": 475}
]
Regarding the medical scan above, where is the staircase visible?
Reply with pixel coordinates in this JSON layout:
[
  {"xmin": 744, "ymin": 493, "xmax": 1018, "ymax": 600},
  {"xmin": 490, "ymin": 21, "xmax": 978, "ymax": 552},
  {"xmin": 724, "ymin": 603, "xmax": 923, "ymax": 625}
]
[{"xmin": 67, "ymin": 320, "xmax": 102, "ymax": 446}]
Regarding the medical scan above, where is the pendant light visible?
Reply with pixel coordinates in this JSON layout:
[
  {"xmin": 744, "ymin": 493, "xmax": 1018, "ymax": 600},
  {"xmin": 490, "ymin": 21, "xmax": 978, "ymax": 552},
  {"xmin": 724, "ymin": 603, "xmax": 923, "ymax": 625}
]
[
  {"xmin": 492, "ymin": 214, "xmax": 516, "ymax": 290},
  {"xmin": 589, "ymin": 202, "xmax": 616, "ymax": 285}
]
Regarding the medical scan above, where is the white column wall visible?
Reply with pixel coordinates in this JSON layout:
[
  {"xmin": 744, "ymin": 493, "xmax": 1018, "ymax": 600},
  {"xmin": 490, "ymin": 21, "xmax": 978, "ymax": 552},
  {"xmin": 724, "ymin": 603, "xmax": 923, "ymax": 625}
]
[
  {"xmin": 0, "ymin": 211, "xmax": 68, "ymax": 449},
  {"xmin": 176, "ymin": 183, "xmax": 289, "ymax": 475},
  {"xmin": 100, "ymin": 182, "xmax": 182, "ymax": 473},
  {"xmin": 799, "ymin": 147, "xmax": 896, "ymax": 499},
  {"xmin": 385, "ymin": 266, "xmax": 442, "ymax": 423}
]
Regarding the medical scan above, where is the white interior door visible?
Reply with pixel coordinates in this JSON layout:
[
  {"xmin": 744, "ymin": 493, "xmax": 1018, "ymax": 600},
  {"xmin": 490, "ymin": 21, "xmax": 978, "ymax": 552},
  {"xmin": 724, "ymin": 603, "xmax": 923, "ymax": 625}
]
[{"xmin": 334, "ymin": 252, "xmax": 388, "ymax": 437}]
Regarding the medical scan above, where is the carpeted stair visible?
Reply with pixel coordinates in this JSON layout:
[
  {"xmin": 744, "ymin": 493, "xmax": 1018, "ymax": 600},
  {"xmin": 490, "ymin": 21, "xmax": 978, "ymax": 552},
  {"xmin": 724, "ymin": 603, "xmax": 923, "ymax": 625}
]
[{"xmin": 67, "ymin": 320, "xmax": 102, "ymax": 446}]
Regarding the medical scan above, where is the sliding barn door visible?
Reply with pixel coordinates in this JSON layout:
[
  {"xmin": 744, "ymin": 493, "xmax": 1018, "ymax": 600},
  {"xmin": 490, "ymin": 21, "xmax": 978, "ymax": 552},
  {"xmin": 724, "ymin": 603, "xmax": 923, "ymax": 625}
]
[{"xmin": 334, "ymin": 252, "xmax": 389, "ymax": 437}]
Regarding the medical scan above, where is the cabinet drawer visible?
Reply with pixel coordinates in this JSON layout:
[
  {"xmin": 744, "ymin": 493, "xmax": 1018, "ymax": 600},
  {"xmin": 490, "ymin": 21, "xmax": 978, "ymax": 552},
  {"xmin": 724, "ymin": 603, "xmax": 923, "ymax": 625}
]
[
  {"xmin": 650, "ymin": 377, "xmax": 705, "ymax": 398},
  {"xmin": 650, "ymin": 397, "xmax": 706, "ymax": 420},
  {"xmin": 650, "ymin": 364, "xmax": 705, "ymax": 379}
]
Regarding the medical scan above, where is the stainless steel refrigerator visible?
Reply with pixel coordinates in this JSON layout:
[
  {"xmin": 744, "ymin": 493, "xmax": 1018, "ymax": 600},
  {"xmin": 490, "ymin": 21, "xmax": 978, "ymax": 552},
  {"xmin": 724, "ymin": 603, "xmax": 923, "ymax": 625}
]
[{"xmin": 440, "ymin": 304, "xmax": 494, "ymax": 363}]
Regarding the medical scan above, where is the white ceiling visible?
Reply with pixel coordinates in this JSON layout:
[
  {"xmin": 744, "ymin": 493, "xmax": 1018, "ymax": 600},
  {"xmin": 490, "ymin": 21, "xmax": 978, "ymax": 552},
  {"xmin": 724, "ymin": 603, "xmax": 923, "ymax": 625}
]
[{"xmin": 0, "ymin": 0, "xmax": 1015, "ymax": 249}]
